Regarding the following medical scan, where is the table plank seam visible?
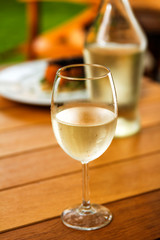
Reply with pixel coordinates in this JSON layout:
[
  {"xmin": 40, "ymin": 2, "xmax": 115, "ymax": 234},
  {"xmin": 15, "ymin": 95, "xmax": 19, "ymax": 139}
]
[
  {"xmin": 0, "ymin": 120, "xmax": 51, "ymax": 134},
  {"xmin": 1, "ymin": 149, "xmax": 160, "ymax": 193},
  {"xmin": 0, "ymin": 188, "xmax": 159, "ymax": 235},
  {"xmin": 90, "ymin": 148, "xmax": 160, "ymax": 171},
  {"xmin": 0, "ymin": 144, "xmax": 57, "ymax": 161},
  {"xmin": 1, "ymin": 121, "xmax": 160, "ymax": 160},
  {"xmin": 1, "ymin": 116, "xmax": 160, "ymax": 133}
]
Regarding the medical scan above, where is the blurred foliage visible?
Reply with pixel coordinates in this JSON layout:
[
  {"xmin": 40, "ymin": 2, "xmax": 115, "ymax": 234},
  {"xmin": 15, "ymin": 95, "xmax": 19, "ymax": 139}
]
[
  {"xmin": 0, "ymin": 0, "xmax": 26, "ymax": 54},
  {"xmin": 40, "ymin": 1, "xmax": 87, "ymax": 32},
  {"xmin": 0, "ymin": 0, "xmax": 87, "ymax": 64}
]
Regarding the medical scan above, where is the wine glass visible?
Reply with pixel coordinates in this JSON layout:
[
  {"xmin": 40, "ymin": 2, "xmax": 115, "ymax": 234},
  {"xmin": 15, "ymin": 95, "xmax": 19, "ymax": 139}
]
[{"xmin": 51, "ymin": 64, "xmax": 118, "ymax": 230}]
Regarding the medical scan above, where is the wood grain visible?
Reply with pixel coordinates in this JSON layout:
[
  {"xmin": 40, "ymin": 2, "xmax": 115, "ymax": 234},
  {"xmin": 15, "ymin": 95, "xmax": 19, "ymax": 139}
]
[
  {"xmin": 0, "ymin": 123, "xmax": 55, "ymax": 158},
  {"xmin": 0, "ymin": 190, "xmax": 159, "ymax": 240},
  {"xmin": 0, "ymin": 106, "xmax": 50, "ymax": 131},
  {"xmin": 1, "ymin": 99, "xmax": 160, "ymax": 159},
  {"xmin": 141, "ymin": 78, "xmax": 160, "ymax": 103},
  {"xmin": 140, "ymin": 101, "xmax": 160, "ymax": 127},
  {"xmin": 0, "ymin": 118, "xmax": 160, "ymax": 188},
  {"xmin": 0, "ymin": 151, "xmax": 160, "ymax": 232},
  {"xmin": 1, "ymin": 124, "xmax": 160, "ymax": 190},
  {"xmin": 0, "ymin": 97, "xmax": 17, "ymax": 109},
  {"xmin": 0, "ymin": 98, "xmax": 160, "ymax": 131},
  {"xmin": 0, "ymin": 78, "xmax": 159, "ymax": 132},
  {"xmin": 0, "ymin": 77, "xmax": 160, "ymax": 238},
  {"xmin": 0, "ymin": 146, "xmax": 80, "ymax": 190}
]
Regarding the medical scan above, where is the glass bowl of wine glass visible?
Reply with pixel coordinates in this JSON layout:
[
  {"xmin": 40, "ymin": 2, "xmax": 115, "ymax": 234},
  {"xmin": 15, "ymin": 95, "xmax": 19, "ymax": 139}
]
[{"xmin": 51, "ymin": 63, "xmax": 118, "ymax": 230}]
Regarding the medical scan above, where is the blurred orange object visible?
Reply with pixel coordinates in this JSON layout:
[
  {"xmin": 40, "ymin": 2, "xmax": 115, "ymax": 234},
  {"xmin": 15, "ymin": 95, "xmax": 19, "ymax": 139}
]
[
  {"xmin": 45, "ymin": 64, "xmax": 59, "ymax": 84},
  {"xmin": 19, "ymin": 0, "xmax": 99, "ymax": 59},
  {"xmin": 20, "ymin": 0, "xmax": 160, "ymax": 60},
  {"xmin": 32, "ymin": 6, "xmax": 98, "ymax": 59}
]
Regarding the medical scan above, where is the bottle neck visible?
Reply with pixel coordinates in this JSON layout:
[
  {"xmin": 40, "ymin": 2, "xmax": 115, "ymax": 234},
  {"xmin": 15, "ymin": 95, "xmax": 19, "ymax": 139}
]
[
  {"xmin": 85, "ymin": 0, "xmax": 147, "ymax": 49},
  {"xmin": 101, "ymin": 0, "xmax": 130, "ymax": 3},
  {"xmin": 100, "ymin": 0, "xmax": 131, "ymax": 6}
]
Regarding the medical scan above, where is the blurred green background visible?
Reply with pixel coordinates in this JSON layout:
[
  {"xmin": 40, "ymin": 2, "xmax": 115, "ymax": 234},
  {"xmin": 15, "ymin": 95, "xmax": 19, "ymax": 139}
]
[{"xmin": 0, "ymin": 0, "xmax": 87, "ymax": 64}]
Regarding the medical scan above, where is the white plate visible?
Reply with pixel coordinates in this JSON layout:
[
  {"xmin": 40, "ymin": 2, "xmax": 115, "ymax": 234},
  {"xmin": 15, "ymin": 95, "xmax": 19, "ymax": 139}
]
[
  {"xmin": 0, "ymin": 60, "xmax": 88, "ymax": 106},
  {"xmin": 0, "ymin": 60, "xmax": 51, "ymax": 106}
]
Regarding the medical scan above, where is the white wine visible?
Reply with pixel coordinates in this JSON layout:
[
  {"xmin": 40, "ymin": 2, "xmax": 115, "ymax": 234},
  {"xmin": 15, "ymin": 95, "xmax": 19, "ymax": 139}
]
[
  {"xmin": 52, "ymin": 105, "xmax": 117, "ymax": 163},
  {"xmin": 84, "ymin": 43, "xmax": 145, "ymax": 136}
]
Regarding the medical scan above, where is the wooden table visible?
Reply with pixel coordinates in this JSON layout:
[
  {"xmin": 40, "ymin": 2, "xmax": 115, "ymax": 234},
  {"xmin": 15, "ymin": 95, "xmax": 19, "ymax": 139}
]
[{"xmin": 0, "ymin": 76, "xmax": 160, "ymax": 239}]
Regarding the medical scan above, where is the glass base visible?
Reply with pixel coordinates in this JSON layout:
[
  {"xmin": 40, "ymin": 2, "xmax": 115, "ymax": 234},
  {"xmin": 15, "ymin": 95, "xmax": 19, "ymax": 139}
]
[
  {"xmin": 115, "ymin": 116, "xmax": 140, "ymax": 137},
  {"xmin": 61, "ymin": 204, "xmax": 112, "ymax": 230}
]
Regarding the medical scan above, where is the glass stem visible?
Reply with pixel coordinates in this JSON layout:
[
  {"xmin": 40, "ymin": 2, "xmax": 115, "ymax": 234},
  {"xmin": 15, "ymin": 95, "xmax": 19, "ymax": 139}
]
[{"xmin": 82, "ymin": 163, "xmax": 91, "ymax": 210}]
